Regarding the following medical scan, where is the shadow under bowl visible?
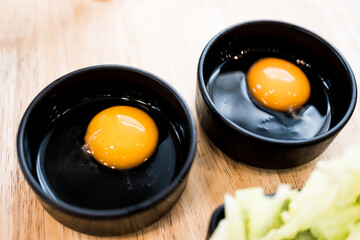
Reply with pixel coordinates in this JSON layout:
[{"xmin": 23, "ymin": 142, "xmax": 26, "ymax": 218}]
[
  {"xmin": 17, "ymin": 65, "xmax": 197, "ymax": 236},
  {"xmin": 196, "ymin": 20, "xmax": 357, "ymax": 169}
]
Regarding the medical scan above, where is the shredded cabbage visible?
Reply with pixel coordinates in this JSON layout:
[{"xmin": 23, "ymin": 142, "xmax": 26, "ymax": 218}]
[{"xmin": 210, "ymin": 146, "xmax": 360, "ymax": 240}]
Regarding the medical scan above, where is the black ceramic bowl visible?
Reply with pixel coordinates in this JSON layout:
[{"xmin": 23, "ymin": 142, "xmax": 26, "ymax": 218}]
[
  {"xmin": 206, "ymin": 204, "xmax": 225, "ymax": 240},
  {"xmin": 196, "ymin": 20, "xmax": 357, "ymax": 169},
  {"xmin": 207, "ymin": 196, "xmax": 274, "ymax": 239},
  {"xmin": 17, "ymin": 65, "xmax": 197, "ymax": 236}
]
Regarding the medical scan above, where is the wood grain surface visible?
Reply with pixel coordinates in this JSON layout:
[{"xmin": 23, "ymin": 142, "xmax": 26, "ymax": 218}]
[{"xmin": 1, "ymin": 0, "xmax": 360, "ymax": 239}]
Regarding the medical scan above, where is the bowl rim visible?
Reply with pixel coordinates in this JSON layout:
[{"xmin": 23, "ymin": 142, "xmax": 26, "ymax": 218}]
[
  {"xmin": 17, "ymin": 65, "xmax": 197, "ymax": 218},
  {"xmin": 207, "ymin": 204, "xmax": 225, "ymax": 239},
  {"xmin": 197, "ymin": 20, "xmax": 357, "ymax": 146}
]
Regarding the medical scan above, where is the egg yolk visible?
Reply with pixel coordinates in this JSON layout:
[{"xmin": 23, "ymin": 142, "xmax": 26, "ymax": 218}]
[
  {"xmin": 247, "ymin": 57, "xmax": 311, "ymax": 112},
  {"xmin": 84, "ymin": 106, "xmax": 159, "ymax": 169}
]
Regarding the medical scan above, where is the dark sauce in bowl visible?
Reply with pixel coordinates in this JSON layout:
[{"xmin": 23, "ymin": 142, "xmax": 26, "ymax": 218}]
[
  {"xmin": 206, "ymin": 49, "xmax": 332, "ymax": 140},
  {"xmin": 36, "ymin": 97, "xmax": 182, "ymax": 210}
]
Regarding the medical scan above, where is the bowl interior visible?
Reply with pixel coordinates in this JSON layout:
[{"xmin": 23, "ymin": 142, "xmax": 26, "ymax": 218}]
[
  {"xmin": 199, "ymin": 21, "xmax": 356, "ymax": 138},
  {"xmin": 18, "ymin": 66, "xmax": 195, "ymax": 211}
]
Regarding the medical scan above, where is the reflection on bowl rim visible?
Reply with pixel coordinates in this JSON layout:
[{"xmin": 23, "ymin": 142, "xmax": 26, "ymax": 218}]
[
  {"xmin": 17, "ymin": 65, "xmax": 197, "ymax": 218},
  {"xmin": 197, "ymin": 20, "xmax": 357, "ymax": 145}
]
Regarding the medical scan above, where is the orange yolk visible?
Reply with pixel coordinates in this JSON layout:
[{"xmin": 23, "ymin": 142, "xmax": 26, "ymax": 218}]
[
  {"xmin": 247, "ymin": 57, "xmax": 311, "ymax": 112},
  {"xmin": 84, "ymin": 106, "xmax": 159, "ymax": 169}
]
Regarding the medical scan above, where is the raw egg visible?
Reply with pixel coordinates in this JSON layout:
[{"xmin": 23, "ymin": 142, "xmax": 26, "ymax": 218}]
[
  {"xmin": 84, "ymin": 106, "xmax": 159, "ymax": 169},
  {"xmin": 247, "ymin": 57, "xmax": 311, "ymax": 112},
  {"xmin": 207, "ymin": 52, "xmax": 330, "ymax": 140}
]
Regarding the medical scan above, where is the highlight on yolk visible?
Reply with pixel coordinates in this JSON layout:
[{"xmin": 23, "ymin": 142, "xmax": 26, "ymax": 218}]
[
  {"xmin": 84, "ymin": 106, "xmax": 159, "ymax": 169},
  {"xmin": 247, "ymin": 57, "xmax": 311, "ymax": 112}
]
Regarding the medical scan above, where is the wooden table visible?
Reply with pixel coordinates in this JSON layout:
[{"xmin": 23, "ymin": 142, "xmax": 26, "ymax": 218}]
[{"xmin": 1, "ymin": 0, "xmax": 360, "ymax": 239}]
